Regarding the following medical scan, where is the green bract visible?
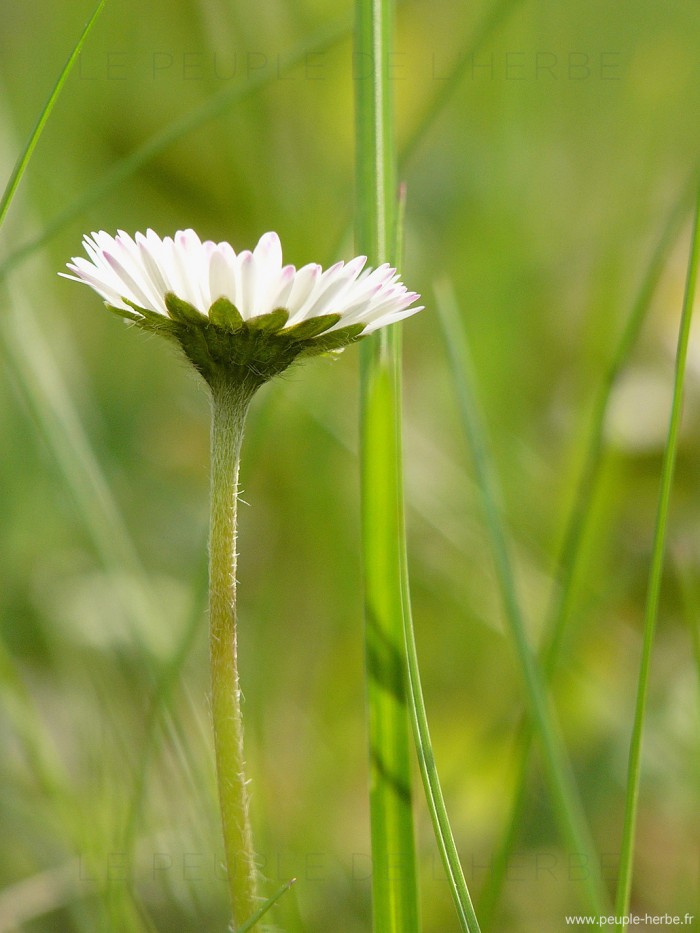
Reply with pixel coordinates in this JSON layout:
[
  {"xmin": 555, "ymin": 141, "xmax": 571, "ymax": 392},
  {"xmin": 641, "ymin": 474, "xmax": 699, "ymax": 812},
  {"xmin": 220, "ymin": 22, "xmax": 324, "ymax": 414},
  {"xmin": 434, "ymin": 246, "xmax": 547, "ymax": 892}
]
[{"xmin": 109, "ymin": 293, "xmax": 365, "ymax": 389}]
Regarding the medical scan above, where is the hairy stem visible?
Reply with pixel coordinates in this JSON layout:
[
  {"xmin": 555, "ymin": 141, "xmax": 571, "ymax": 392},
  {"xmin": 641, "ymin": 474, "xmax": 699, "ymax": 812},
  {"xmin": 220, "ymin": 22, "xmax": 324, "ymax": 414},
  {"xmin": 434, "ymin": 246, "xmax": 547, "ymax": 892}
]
[{"xmin": 208, "ymin": 376, "xmax": 258, "ymax": 928}]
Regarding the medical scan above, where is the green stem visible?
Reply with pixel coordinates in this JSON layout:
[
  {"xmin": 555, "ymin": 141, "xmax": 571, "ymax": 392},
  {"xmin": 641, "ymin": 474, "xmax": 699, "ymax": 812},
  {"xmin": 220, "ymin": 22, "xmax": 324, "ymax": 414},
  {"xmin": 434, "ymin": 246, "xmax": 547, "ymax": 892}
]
[
  {"xmin": 208, "ymin": 377, "xmax": 259, "ymax": 929},
  {"xmin": 355, "ymin": 0, "xmax": 421, "ymax": 929},
  {"xmin": 614, "ymin": 182, "xmax": 700, "ymax": 932}
]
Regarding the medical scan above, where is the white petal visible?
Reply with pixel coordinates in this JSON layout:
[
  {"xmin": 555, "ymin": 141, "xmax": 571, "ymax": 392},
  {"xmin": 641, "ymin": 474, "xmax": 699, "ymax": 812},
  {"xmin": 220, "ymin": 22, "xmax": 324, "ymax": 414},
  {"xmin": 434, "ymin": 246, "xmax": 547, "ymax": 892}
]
[
  {"xmin": 289, "ymin": 262, "xmax": 344, "ymax": 321},
  {"xmin": 180, "ymin": 230, "xmax": 212, "ymax": 310},
  {"xmin": 253, "ymin": 231, "xmax": 283, "ymax": 275},
  {"xmin": 270, "ymin": 265, "xmax": 296, "ymax": 310},
  {"xmin": 254, "ymin": 233, "xmax": 285, "ymax": 313},
  {"xmin": 208, "ymin": 245, "xmax": 237, "ymax": 304},
  {"xmin": 160, "ymin": 237, "xmax": 188, "ymax": 305},
  {"xmin": 112, "ymin": 234, "xmax": 165, "ymax": 310},
  {"xmin": 60, "ymin": 268, "xmax": 132, "ymax": 312},
  {"xmin": 103, "ymin": 251, "xmax": 157, "ymax": 310},
  {"xmin": 236, "ymin": 251, "xmax": 257, "ymax": 319},
  {"xmin": 135, "ymin": 232, "xmax": 170, "ymax": 300},
  {"xmin": 285, "ymin": 263, "xmax": 323, "ymax": 323},
  {"xmin": 362, "ymin": 304, "xmax": 424, "ymax": 333},
  {"xmin": 327, "ymin": 284, "xmax": 385, "ymax": 329}
]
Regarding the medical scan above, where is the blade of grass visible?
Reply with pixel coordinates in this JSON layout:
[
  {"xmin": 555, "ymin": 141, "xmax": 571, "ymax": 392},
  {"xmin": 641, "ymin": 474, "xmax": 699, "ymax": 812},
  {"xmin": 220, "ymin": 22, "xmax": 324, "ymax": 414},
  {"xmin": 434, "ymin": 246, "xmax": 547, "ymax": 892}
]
[
  {"xmin": 355, "ymin": 0, "xmax": 420, "ymax": 929},
  {"xmin": 398, "ymin": 458, "xmax": 482, "ymax": 928},
  {"xmin": 234, "ymin": 878, "xmax": 296, "ymax": 933},
  {"xmin": 0, "ymin": 0, "xmax": 108, "ymax": 231},
  {"xmin": 435, "ymin": 279, "xmax": 608, "ymax": 915},
  {"xmin": 360, "ymin": 298, "xmax": 421, "ymax": 933},
  {"xmin": 477, "ymin": 170, "xmax": 699, "ymax": 926},
  {"xmin": 614, "ymin": 181, "xmax": 700, "ymax": 931},
  {"xmin": 390, "ymin": 184, "xmax": 481, "ymax": 930},
  {"xmin": 0, "ymin": 15, "xmax": 350, "ymax": 281}
]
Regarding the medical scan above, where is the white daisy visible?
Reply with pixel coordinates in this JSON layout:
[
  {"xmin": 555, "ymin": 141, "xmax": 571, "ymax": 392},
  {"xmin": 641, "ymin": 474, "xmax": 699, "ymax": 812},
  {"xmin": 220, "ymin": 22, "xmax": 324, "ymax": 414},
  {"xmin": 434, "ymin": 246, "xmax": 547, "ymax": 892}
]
[{"xmin": 63, "ymin": 229, "xmax": 422, "ymax": 337}]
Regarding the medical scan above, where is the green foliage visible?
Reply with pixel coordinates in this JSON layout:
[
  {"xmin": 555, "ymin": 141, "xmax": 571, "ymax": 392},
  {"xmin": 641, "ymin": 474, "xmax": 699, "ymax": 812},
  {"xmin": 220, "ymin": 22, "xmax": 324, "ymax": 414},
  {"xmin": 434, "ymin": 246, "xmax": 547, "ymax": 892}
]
[{"xmin": 1, "ymin": 0, "xmax": 699, "ymax": 931}]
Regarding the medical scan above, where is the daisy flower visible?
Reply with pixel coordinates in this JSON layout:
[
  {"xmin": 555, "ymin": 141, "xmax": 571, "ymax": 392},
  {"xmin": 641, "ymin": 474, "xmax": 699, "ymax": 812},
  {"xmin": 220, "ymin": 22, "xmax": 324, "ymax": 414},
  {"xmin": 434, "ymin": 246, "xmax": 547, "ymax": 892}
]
[{"xmin": 63, "ymin": 228, "xmax": 422, "ymax": 388}]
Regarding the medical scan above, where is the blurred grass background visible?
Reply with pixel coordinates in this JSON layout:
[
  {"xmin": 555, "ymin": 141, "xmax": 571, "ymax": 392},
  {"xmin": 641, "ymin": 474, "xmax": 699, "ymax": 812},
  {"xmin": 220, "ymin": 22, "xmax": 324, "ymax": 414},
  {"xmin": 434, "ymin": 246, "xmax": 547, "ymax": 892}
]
[{"xmin": 0, "ymin": 0, "xmax": 699, "ymax": 930}]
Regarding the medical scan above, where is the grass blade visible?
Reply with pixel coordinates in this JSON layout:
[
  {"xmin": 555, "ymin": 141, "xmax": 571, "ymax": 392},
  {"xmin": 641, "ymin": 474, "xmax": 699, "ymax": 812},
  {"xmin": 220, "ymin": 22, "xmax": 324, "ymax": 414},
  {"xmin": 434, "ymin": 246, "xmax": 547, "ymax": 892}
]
[
  {"xmin": 0, "ymin": 0, "xmax": 108, "ymax": 230},
  {"xmin": 355, "ymin": 0, "xmax": 420, "ymax": 930},
  {"xmin": 436, "ymin": 279, "xmax": 608, "ymax": 914},
  {"xmin": 399, "ymin": 502, "xmax": 482, "ymax": 931},
  {"xmin": 360, "ymin": 322, "xmax": 421, "ymax": 933},
  {"xmin": 477, "ymin": 170, "xmax": 699, "ymax": 925},
  {"xmin": 234, "ymin": 878, "xmax": 296, "ymax": 933},
  {"xmin": 613, "ymin": 182, "xmax": 700, "ymax": 930},
  {"xmin": 393, "ymin": 185, "xmax": 481, "ymax": 930}
]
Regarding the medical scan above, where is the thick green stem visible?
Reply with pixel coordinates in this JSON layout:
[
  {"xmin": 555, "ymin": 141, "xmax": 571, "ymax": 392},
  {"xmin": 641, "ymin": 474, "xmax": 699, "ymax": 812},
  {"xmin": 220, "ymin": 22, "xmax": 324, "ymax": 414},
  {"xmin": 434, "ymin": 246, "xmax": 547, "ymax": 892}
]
[
  {"xmin": 208, "ymin": 376, "xmax": 258, "ymax": 929},
  {"xmin": 355, "ymin": 0, "xmax": 421, "ymax": 929}
]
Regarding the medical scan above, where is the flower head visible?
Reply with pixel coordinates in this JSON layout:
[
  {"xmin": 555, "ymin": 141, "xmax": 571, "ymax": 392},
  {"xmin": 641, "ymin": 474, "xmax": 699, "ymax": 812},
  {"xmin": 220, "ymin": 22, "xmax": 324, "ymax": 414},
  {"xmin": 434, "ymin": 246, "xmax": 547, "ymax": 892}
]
[{"xmin": 63, "ymin": 229, "xmax": 422, "ymax": 389}]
